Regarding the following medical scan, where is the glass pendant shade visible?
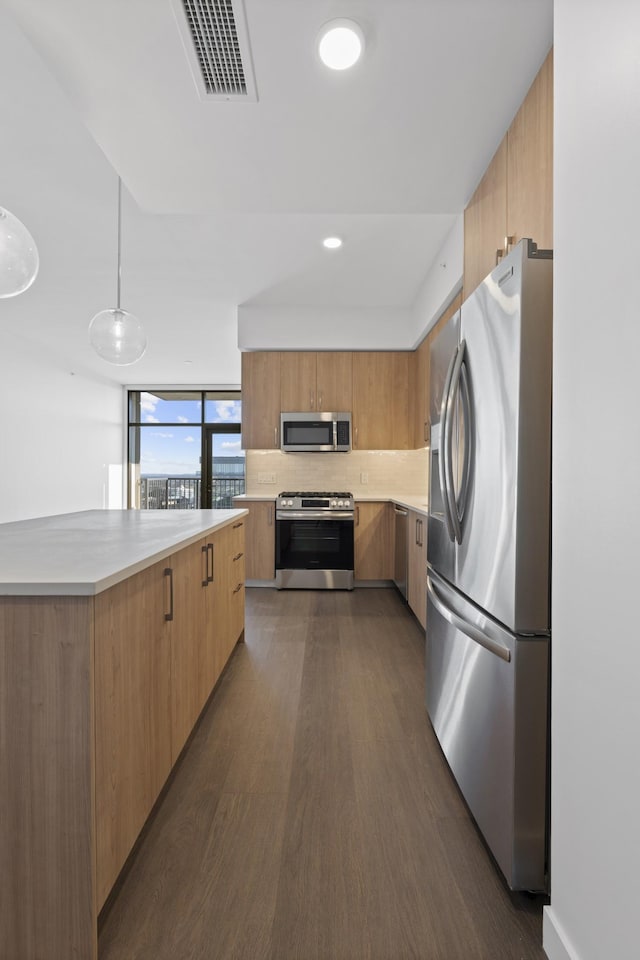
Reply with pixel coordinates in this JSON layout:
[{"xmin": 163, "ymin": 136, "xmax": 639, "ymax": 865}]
[
  {"xmin": 0, "ymin": 206, "xmax": 39, "ymax": 298},
  {"xmin": 89, "ymin": 176, "xmax": 147, "ymax": 365},
  {"xmin": 88, "ymin": 307, "xmax": 147, "ymax": 365}
]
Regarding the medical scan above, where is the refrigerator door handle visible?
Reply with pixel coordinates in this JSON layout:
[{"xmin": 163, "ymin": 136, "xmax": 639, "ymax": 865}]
[
  {"xmin": 439, "ymin": 345, "xmax": 459, "ymax": 542},
  {"xmin": 443, "ymin": 340, "xmax": 468, "ymax": 544},
  {"xmin": 427, "ymin": 575, "xmax": 511, "ymax": 663},
  {"xmin": 456, "ymin": 357, "xmax": 473, "ymax": 529}
]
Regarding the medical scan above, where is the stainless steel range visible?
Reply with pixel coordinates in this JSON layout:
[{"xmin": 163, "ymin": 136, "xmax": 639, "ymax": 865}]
[{"xmin": 275, "ymin": 491, "xmax": 355, "ymax": 590}]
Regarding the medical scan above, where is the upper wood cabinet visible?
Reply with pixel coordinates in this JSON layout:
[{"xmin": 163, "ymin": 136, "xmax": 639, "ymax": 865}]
[
  {"xmin": 352, "ymin": 352, "xmax": 410, "ymax": 450},
  {"xmin": 506, "ymin": 48, "xmax": 553, "ymax": 252},
  {"xmin": 241, "ymin": 352, "xmax": 281, "ymax": 449},
  {"xmin": 280, "ymin": 351, "xmax": 353, "ymax": 412},
  {"xmin": 463, "ymin": 49, "xmax": 553, "ymax": 298},
  {"xmin": 411, "ymin": 292, "xmax": 463, "ymax": 448}
]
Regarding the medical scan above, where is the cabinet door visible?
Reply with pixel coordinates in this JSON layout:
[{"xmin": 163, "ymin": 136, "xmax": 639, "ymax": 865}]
[
  {"xmin": 352, "ymin": 353, "xmax": 410, "ymax": 450},
  {"xmin": 241, "ymin": 352, "xmax": 281, "ymax": 449},
  {"xmin": 507, "ymin": 48, "xmax": 553, "ymax": 251},
  {"xmin": 237, "ymin": 499, "xmax": 275, "ymax": 580},
  {"xmin": 413, "ymin": 337, "xmax": 430, "ymax": 447},
  {"xmin": 354, "ymin": 502, "xmax": 393, "ymax": 580},
  {"xmin": 280, "ymin": 352, "xmax": 318, "ymax": 411},
  {"xmin": 211, "ymin": 521, "xmax": 245, "ymax": 678},
  {"xmin": 94, "ymin": 560, "xmax": 172, "ymax": 909},
  {"xmin": 407, "ymin": 512, "xmax": 427, "ymax": 629},
  {"xmin": 316, "ymin": 351, "xmax": 353, "ymax": 411},
  {"xmin": 170, "ymin": 538, "xmax": 210, "ymax": 761},
  {"xmin": 463, "ymin": 135, "xmax": 508, "ymax": 299}
]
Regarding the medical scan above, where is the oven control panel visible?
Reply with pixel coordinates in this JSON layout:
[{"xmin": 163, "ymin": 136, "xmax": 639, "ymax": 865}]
[{"xmin": 277, "ymin": 491, "xmax": 354, "ymax": 512}]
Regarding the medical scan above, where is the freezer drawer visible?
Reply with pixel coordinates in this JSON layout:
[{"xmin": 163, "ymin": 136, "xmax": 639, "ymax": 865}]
[{"xmin": 426, "ymin": 568, "xmax": 549, "ymax": 891}]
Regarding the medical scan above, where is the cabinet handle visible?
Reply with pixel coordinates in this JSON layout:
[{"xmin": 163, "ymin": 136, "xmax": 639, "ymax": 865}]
[
  {"xmin": 504, "ymin": 235, "xmax": 515, "ymax": 255},
  {"xmin": 233, "ymin": 582, "xmax": 244, "ymax": 595},
  {"xmin": 318, "ymin": 391, "xmax": 323, "ymax": 409},
  {"xmin": 201, "ymin": 544, "xmax": 209, "ymax": 587},
  {"xmin": 415, "ymin": 519, "xmax": 420, "ymax": 546},
  {"xmin": 355, "ymin": 506, "xmax": 360, "ymax": 527},
  {"xmin": 274, "ymin": 426, "xmax": 278, "ymax": 447},
  {"xmin": 233, "ymin": 521, "xmax": 243, "ymax": 529},
  {"xmin": 310, "ymin": 390, "xmax": 314, "ymax": 410},
  {"xmin": 208, "ymin": 542, "xmax": 214, "ymax": 582},
  {"xmin": 354, "ymin": 426, "xmax": 358, "ymax": 448},
  {"xmin": 164, "ymin": 567, "xmax": 174, "ymax": 621},
  {"xmin": 233, "ymin": 551, "xmax": 244, "ymax": 562},
  {"xmin": 495, "ymin": 248, "xmax": 504, "ymax": 265},
  {"xmin": 424, "ymin": 421, "xmax": 429, "ymax": 443}
]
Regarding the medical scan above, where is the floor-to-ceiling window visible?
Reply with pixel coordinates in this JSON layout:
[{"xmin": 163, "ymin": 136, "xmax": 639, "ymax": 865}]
[{"xmin": 128, "ymin": 390, "xmax": 244, "ymax": 509}]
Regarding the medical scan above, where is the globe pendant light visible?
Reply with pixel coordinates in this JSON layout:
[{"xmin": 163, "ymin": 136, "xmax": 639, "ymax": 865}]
[
  {"xmin": 88, "ymin": 177, "xmax": 146, "ymax": 365},
  {"xmin": 0, "ymin": 206, "xmax": 39, "ymax": 298}
]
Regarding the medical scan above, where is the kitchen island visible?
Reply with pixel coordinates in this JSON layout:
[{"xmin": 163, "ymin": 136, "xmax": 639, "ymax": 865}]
[{"xmin": 0, "ymin": 508, "xmax": 247, "ymax": 960}]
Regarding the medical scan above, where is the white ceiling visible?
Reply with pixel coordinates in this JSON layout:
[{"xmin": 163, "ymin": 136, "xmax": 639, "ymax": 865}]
[{"xmin": 2, "ymin": 0, "xmax": 553, "ymax": 384}]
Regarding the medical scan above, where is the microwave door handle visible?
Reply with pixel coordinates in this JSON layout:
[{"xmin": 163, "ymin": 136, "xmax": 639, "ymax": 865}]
[{"xmin": 333, "ymin": 420, "xmax": 338, "ymax": 450}]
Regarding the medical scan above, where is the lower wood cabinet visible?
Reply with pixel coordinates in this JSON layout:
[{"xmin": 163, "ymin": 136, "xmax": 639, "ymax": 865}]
[
  {"xmin": 407, "ymin": 510, "xmax": 427, "ymax": 629},
  {"xmin": 354, "ymin": 501, "xmax": 394, "ymax": 580},
  {"xmin": 94, "ymin": 559, "xmax": 173, "ymax": 908},
  {"xmin": 234, "ymin": 498, "xmax": 275, "ymax": 580}
]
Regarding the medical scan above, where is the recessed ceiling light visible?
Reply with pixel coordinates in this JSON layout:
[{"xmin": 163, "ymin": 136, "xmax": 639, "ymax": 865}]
[
  {"xmin": 317, "ymin": 19, "xmax": 364, "ymax": 71},
  {"xmin": 322, "ymin": 236, "xmax": 343, "ymax": 250}
]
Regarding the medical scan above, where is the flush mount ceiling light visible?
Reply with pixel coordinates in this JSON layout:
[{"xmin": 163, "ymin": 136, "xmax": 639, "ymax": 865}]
[
  {"xmin": 317, "ymin": 19, "xmax": 364, "ymax": 70},
  {"xmin": 322, "ymin": 236, "xmax": 343, "ymax": 249},
  {"xmin": 88, "ymin": 177, "xmax": 147, "ymax": 366},
  {"xmin": 0, "ymin": 206, "xmax": 39, "ymax": 298}
]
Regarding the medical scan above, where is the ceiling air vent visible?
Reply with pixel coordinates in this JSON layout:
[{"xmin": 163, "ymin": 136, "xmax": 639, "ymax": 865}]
[{"xmin": 172, "ymin": 0, "xmax": 258, "ymax": 101}]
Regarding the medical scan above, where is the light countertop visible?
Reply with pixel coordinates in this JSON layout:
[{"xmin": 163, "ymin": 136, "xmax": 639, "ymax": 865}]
[{"xmin": 0, "ymin": 508, "xmax": 248, "ymax": 597}]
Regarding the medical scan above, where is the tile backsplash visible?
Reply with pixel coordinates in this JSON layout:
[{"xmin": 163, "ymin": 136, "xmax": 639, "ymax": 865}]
[{"xmin": 245, "ymin": 448, "xmax": 428, "ymax": 497}]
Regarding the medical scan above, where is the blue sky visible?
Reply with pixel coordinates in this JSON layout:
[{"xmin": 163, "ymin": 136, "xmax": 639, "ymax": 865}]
[{"xmin": 138, "ymin": 392, "xmax": 243, "ymax": 476}]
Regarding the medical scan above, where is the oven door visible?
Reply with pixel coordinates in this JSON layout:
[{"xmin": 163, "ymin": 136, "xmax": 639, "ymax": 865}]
[{"xmin": 275, "ymin": 513, "xmax": 354, "ymax": 588}]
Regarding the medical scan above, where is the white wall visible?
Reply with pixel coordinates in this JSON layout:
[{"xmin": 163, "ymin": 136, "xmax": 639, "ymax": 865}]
[
  {"xmin": 409, "ymin": 215, "xmax": 464, "ymax": 347},
  {"xmin": 0, "ymin": 333, "xmax": 124, "ymax": 523},
  {"xmin": 544, "ymin": 3, "xmax": 640, "ymax": 958}
]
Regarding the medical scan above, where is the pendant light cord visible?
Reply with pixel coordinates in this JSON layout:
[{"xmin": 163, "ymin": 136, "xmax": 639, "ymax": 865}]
[{"xmin": 116, "ymin": 176, "xmax": 122, "ymax": 310}]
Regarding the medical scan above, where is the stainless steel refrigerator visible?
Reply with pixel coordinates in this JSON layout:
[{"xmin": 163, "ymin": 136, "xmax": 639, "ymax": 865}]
[{"xmin": 426, "ymin": 239, "xmax": 552, "ymax": 892}]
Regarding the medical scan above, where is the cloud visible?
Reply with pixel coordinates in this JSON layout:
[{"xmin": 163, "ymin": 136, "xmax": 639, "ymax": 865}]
[
  {"xmin": 145, "ymin": 415, "xmax": 160, "ymax": 423},
  {"xmin": 221, "ymin": 440, "xmax": 241, "ymax": 449},
  {"xmin": 152, "ymin": 432, "xmax": 174, "ymax": 439},
  {"xmin": 210, "ymin": 400, "xmax": 241, "ymax": 422},
  {"xmin": 184, "ymin": 435, "xmax": 195, "ymax": 443},
  {"xmin": 141, "ymin": 393, "xmax": 159, "ymax": 413},
  {"xmin": 177, "ymin": 415, "xmax": 189, "ymax": 423}
]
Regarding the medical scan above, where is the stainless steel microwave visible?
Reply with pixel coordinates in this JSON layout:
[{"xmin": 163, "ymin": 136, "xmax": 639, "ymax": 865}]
[{"xmin": 280, "ymin": 412, "xmax": 351, "ymax": 452}]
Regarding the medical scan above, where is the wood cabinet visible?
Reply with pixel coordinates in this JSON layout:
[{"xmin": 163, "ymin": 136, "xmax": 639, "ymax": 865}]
[
  {"xmin": 241, "ymin": 351, "xmax": 281, "ymax": 449},
  {"xmin": 0, "ymin": 513, "xmax": 246, "ymax": 959},
  {"xmin": 411, "ymin": 293, "xmax": 463, "ymax": 448},
  {"xmin": 280, "ymin": 351, "xmax": 353, "ymax": 412},
  {"xmin": 234, "ymin": 498, "xmax": 275, "ymax": 581},
  {"xmin": 354, "ymin": 501, "xmax": 394, "ymax": 580},
  {"xmin": 407, "ymin": 511, "xmax": 427, "ymax": 629},
  {"xmin": 352, "ymin": 352, "xmax": 410, "ymax": 450},
  {"xmin": 463, "ymin": 49, "xmax": 553, "ymax": 298},
  {"xmin": 94, "ymin": 560, "xmax": 173, "ymax": 908}
]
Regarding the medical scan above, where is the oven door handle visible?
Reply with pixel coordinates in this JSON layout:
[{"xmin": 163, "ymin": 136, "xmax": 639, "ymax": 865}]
[{"xmin": 276, "ymin": 511, "xmax": 355, "ymax": 521}]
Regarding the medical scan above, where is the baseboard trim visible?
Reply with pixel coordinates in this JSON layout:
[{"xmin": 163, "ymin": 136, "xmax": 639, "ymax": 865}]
[{"xmin": 543, "ymin": 906, "xmax": 580, "ymax": 960}]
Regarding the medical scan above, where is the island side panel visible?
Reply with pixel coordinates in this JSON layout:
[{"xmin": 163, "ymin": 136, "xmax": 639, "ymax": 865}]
[{"xmin": 0, "ymin": 595, "xmax": 97, "ymax": 960}]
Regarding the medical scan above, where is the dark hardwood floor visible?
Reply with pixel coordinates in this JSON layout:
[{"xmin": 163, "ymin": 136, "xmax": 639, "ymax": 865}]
[{"xmin": 99, "ymin": 588, "xmax": 547, "ymax": 960}]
